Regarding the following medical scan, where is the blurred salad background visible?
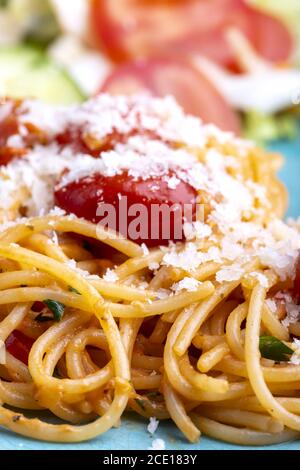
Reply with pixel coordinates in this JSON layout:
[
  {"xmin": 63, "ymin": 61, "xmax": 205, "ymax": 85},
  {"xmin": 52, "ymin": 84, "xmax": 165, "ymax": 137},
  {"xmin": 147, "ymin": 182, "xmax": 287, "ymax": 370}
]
[{"xmin": 0, "ymin": 0, "xmax": 299, "ymax": 143}]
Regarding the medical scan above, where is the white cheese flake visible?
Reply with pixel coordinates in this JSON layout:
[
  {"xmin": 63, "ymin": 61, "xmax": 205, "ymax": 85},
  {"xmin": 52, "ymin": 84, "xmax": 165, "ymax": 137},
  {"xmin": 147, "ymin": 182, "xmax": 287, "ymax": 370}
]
[
  {"xmin": 147, "ymin": 417, "xmax": 159, "ymax": 435},
  {"xmin": 103, "ymin": 268, "xmax": 119, "ymax": 283},
  {"xmin": 141, "ymin": 243, "xmax": 150, "ymax": 256},
  {"xmin": 149, "ymin": 262, "xmax": 160, "ymax": 271},
  {"xmin": 172, "ymin": 277, "xmax": 202, "ymax": 293},
  {"xmin": 148, "ymin": 438, "xmax": 165, "ymax": 450},
  {"xmin": 216, "ymin": 265, "xmax": 244, "ymax": 283}
]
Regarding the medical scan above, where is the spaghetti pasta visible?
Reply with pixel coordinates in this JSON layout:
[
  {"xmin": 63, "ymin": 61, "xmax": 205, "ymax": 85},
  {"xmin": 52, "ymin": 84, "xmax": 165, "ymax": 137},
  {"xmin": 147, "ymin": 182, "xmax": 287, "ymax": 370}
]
[{"xmin": 0, "ymin": 94, "xmax": 299, "ymax": 446}]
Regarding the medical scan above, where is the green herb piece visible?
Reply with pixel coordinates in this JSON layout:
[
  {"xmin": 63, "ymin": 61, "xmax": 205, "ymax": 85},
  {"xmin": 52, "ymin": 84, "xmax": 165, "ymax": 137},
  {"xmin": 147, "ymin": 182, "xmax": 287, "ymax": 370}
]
[
  {"xmin": 35, "ymin": 312, "xmax": 53, "ymax": 323},
  {"xmin": 259, "ymin": 335, "xmax": 294, "ymax": 362},
  {"xmin": 134, "ymin": 398, "xmax": 146, "ymax": 411},
  {"xmin": 43, "ymin": 299, "xmax": 65, "ymax": 322},
  {"xmin": 68, "ymin": 286, "xmax": 81, "ymax": 295}
]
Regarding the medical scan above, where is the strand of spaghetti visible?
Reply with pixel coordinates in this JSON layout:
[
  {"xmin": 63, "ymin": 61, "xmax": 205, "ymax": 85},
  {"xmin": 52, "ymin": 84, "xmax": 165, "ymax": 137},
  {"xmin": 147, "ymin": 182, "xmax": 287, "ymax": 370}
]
[
  {"xmin": 164, "ymin": 305, "xmax": 211, "ymax": 400},
  {"xmin": 174, "ymin": 280, "xmax": 242, "ymax": 357},
  {"xmin": 106, "ymin": 282, "xmax": 214, "ymax": 318},
  {"xmin": 213, "ymin": 397, "xmax": 300, "ymax": 414},
  {"xmin": 0, "ymin": 216, "xmax": 142, "ymax": 258},
  {"xmin": 209, "ymin": 301, "xmax": 237, "ymax": 335},
  {"xmin": 80, "ymin": 351, "xmax": 99, "ymax": 376},
  {"xmin": 149, "ymin": 318, "xmax": 170, "ymax": 344},
  {"xmin": 129, "ymin": 396, "xmax": 169, "ymax": 420},
  {"xmin": 192, "ymin": 262, "xmax": 221, "ymax": 281},
  {"xmin": 65, "ymin": 329, "xmax": 108, "ymax": 379},
  {"xmin": 191, "ymin": 415, "xmax": 299, "ymax": 445},
  {"xmin": 192, "ymin": 334, "xmax": 226, "ymax": 350},
  {"xmin": 245, "ymin": 284, "xmax": 300, "ymax": 431},
  {"xmin": 0, "ymin": 308, "xmax": 131, "ymax": 440},
  {"xmin": 179, "ymin": 354, "xmax": 229, "ymax": 393},
  {"xmin": 29, "ymin": 314, "xmax": 113, "ymax": 394},
  {"xmin": 132, "ymin": 375, "xmax": 161, "ymax": 390},
  {"xmin": 0, "ymin": 277, "xmax": 155, "ymax": 304},
  {"xmin": 198, "ymin": 406, "xmax": 284, "ymax": 433},
  {"xmin": 217, "ymin": 355, "xmax": 300, "ymax": 383},
  {"xmin": 0, "ymin": 271, "xmax": 54, "ymax": 290},
  {"xmin": 91, "ymin": 317, "xmax": 140, "ymax": 418},
  {"xmin": 164, "ymin": 304, "xmax": 251, "ymax": 401},
  {"xmin": 5, "ymin": 353, "xmax": 31, "ymax": 383},
  {"xmin": 161, "ymin": 309, "xmax": 180, "ymax": 323},
  {"xmin": 0, "ymin": 244, "xmax": 105, "ymax": 308},
  {"xmin": 91, "ymin": 279, "xmax": 155, "ymax": 301},
  {"xmin": 119, "ymin": 318, "xmax": 142, "ymax": 359},
  {"xmin": 162, "ymin": 375, "xmax": 200, "ymax": 443},
  {"xmin": 262, "ymin": 303, "xmax": 289, "ymax": 341},
  {"xmin": 197, "ymin": 343, "xmax": 230, "ymax": 373},
  {"xmin": 0, "ymin": 304, "xmax": 30, "ymax": 345},
  {"xmin": 40, "ymin": 328, "xmax": 105, "ymax": 423},
  {"xmin": 22, "ymin": 233, "xmax": 69, "ymax": 262},
  {"xmin": 226, "ymin": 303, "xmax": 247, "ymax": 360},
  {"xmin": 0, "ymin": 258, "xmax": 18, "ymax": 272},
  {"xmin": 115, "ymin": 250, "xmax": 163, "ymax": 279},
  {"xmin": 0, "ymin": 382, "xmax": 43, "ymax": 410},
  {"xmin": 59, "ymin": 241, "xmax": 94, "ymax": 262},
  {"xmin": 0, "ymin": 287, "xmax": 90, "ymax": 311},
  {"xmin": 131, "ymin": 354, "xmax": 163, "ymax": 371}
]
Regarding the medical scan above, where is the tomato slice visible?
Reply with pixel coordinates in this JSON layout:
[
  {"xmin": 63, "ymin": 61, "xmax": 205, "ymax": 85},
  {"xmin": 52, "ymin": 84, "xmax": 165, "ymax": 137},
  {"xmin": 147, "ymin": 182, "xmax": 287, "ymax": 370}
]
[
  {"xmin": 90, "ymin": 0, "xmax": 292, "ymax": 69},
  {"xmin": 55, "ymin": 171, "xmax": 198, "ymax": 247},
  {"xmin": 101, "ymin": 57, "xmax": 241, "ymax": 134},
  {"xmin": 5, "ymin": 330, "xmax": 35, "ymax": 365}
]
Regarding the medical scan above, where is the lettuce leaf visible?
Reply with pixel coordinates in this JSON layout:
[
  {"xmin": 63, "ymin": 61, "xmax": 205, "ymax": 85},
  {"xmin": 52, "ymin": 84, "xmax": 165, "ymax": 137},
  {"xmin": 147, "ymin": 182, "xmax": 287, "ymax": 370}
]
[{"xmin": 243, "ymin": 109, "xmax": 299, "ymax": 144}]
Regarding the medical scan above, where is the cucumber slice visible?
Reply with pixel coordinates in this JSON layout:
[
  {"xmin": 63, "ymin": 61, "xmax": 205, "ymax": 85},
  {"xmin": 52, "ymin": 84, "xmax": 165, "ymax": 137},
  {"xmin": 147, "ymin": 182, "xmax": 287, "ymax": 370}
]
[{"xmin": 0, "ymin": 45, "xmax": 85, "ymax": 104}]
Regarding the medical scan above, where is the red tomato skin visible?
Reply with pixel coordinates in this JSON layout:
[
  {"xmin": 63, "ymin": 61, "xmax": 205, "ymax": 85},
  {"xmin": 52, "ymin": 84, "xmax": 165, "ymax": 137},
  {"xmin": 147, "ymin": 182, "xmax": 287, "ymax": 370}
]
[
  {"xmin": 55, "ymin": 172, "xmax": 197, "ymax": 247},
  {"xmin": 5, "ymin": 330, "xmax": 35, "ymax": 365},
  {"xmin": 0, "ymin": 106, "xmax": 26, "ymax": 165},
  {"xmin": 101, "ymin": 56, "xmax": 241, "ymax": 134},
  {"xmin": 90, "ymin": 0, "xmax": 292, "ymax": 69}
]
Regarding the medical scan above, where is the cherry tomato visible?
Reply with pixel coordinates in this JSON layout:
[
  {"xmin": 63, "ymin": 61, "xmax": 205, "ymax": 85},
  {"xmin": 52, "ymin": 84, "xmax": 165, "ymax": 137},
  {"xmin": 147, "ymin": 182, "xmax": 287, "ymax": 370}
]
[
  {"xmin": 55, "ymin": 171, "xmax": 197, "ymax": 246},
  {"xmin": 90, "ymin": 0, "xmax": 292, "ymax": 69},
  {"xmin": 101, "ymin": 57, "xmax": 241, "ymax": 134},
  {"xmin": 6, "ymin": 330, "xmax": 35, "ymax": 365},
  {"xmin": 0, "ymin": 99, "xmax": 49, "ymax": 166}
]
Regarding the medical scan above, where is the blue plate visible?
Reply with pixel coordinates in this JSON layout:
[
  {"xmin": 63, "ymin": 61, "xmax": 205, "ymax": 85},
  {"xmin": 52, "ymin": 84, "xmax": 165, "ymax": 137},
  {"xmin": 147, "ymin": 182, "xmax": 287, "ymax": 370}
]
[{"xmin": 1, "ymin": 135, "xmax": 300, "ymax": 450}]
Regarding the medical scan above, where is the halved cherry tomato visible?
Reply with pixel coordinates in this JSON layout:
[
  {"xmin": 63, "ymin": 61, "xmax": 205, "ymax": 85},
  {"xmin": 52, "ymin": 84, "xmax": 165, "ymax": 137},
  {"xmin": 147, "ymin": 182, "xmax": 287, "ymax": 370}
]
[
  {"xmin": 90, "ymin": 0, "xmax": 292, "ymax": 69},
  {"xmin": 101, "ymin": 57, "xmax": 241, "ymax": 134},
  {"xmin": 55, "ymin": 171, "xmax": 197, "ymax": 247},
  {"xmin": 6, "ymin": 330, "xmax": 35, "ymax": 365}
]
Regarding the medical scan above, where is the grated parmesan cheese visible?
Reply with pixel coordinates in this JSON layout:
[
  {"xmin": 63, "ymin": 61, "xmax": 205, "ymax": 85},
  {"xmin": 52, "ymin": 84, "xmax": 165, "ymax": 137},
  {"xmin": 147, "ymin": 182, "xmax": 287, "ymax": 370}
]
[
  {"xmin": 141, "ymin": 243, "xmax": 150, "ymax": 256},
  {"xmin": 147, "ymin": 417, "xmax": 159, "ymax": 435},
  {"xmin": 148, "ymin": 438, "xmax": 165, "ymax": 450},
  {"xmin": 172, "ymin": 277, "xmax": 202, "ymax": 293},
  {"xmin": 149, "ymin": 262, "xmax": 160, "ymax": 271},
  {"xmin": 216, "ymin": 265, "xmax": 244, "ymax": 283},
  {"xmin": 102, "ymin": 268, "xmax": 119, "ymax": 283}
]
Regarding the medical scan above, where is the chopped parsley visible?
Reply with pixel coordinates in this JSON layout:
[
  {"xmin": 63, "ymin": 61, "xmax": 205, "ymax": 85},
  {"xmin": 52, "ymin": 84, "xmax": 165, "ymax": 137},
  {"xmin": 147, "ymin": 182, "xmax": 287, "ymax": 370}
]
[
  {"xmin": 259, "ymin": 335, "xmax": 294, "ymax": 362},
  {"xmin": 43, "ymin": 299, "xmax": 65, "ymax": 322}
]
